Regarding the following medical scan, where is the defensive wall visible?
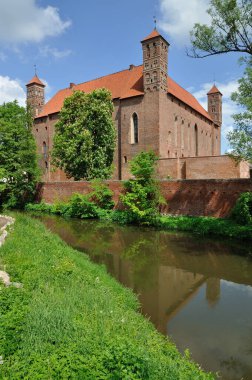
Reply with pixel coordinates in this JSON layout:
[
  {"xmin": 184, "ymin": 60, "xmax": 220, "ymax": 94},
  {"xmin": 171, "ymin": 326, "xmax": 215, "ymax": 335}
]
[
  {"xmin": 37, "ymin": 178, "xmax": 252, "ymax": 218},
  {"xmin": 157, "ymin": 155, "xmax": 250, "ymax": 180}
]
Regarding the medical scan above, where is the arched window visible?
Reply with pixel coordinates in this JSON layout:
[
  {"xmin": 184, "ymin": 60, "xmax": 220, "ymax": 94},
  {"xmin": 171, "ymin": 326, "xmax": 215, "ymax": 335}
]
[
  {"xmin": 181, "ymin": 120, "xmax": 184, "ymax": 148},
  {"xmin": 146, "ymin": 44, "xmax": 150, "ymax": 58},
  {"xmin": 42, "ymin": 141, "xmax": 48, "ymax": 159},
  {"xmin": 130, "ymin": 113, "xmax": 139, "ymax": 144},
  {"xmin": 194, "ymin": 125, "xmax": 198, "ymax": 156},
  {"xmin": 174, "ymin": 116, "xmax": 178, "ymax": 147}
]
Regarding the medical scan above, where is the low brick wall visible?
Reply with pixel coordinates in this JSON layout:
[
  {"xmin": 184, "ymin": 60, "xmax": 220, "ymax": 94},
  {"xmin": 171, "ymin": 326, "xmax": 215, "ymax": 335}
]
[{"xmin": 37, "ymin": 179, "xmax": 252, "ymax": 218}]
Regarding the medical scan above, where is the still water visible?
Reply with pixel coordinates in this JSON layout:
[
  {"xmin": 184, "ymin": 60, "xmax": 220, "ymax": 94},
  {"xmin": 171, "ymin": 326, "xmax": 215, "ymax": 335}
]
[{"xmin": 39, "ymin": 215, "xmax": 252, "ymax": 380}]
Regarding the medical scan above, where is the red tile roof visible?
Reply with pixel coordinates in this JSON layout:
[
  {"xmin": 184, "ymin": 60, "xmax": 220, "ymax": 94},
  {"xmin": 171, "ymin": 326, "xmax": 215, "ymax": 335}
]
[
  {"xmin": 26, "ymin": 75, "xmax": 45, "ymax": 87},
  {"xmin": 37, "ymin": 65, "xmax": 213, "ymax": 122},
  {"xmin": 141, "ymin": 28, "xmax": 169, "ymax": 45},
  {"xmin": 142, "ymin": 29, "xmax": 161, "ymax": 41},
  {"xmin": 207, "ymin": 85, "xmax": 222, "ymax": 95}
]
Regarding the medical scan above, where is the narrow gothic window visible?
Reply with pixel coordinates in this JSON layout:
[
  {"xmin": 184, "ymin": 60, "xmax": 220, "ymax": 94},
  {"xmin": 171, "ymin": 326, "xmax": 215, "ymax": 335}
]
[
  {"xmin": 146, "ymin": 44, "xmax": 150, "ymax": 58},
  {"xmin": 42, "ymin": 141, "xmax": 48, "ymax": 159},
  {"xmin": 130, "ymin": 113, "xmax": 139, "ymax": 144},
  {"xmin": 195, "ymin": 125, "xmax": 198, "ymax": 156},
  {"xmin": 174, "ymin": 116, "xmax": 178, "ymax": 147}
]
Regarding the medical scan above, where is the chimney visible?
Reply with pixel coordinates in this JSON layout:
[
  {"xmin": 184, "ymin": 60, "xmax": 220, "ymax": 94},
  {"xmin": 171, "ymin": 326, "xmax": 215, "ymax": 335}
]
[
  {"xmin": 129, "ymin": 64, "xmax": 135, "ymax": 71},
  {"xmin": 69, "ymin": 82, "xmax": 75, "ymax": 89}
]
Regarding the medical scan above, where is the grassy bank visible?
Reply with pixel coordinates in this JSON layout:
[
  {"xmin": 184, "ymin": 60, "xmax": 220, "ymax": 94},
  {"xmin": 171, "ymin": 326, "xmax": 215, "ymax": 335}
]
[
  {"xmin": 156, "ymin": 214, "xmax": 252, "ymax": 240},
  {"xmin": 0, "ymin": 214, "xmax": 214, "ymax": 379}
]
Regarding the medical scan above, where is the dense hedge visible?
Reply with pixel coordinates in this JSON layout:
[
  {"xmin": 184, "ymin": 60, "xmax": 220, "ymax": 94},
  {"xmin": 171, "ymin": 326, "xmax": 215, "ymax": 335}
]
[{"xmin": 0, "ymin": 214, "xmax": 214, "ymax": 379}]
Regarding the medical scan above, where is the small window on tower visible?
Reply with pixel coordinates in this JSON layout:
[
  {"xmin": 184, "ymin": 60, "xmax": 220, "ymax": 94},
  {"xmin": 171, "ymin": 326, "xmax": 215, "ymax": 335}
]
[{"xmin": 146, "ymin": 44, "xmax": 150, "ymax": 58}]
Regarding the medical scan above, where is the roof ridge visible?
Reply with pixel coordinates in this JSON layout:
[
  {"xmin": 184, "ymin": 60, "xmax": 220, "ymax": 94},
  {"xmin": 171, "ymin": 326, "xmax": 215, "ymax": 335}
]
[{"xmin": 69, "ymin": 64, "xmax": 142, "ymax": 89}]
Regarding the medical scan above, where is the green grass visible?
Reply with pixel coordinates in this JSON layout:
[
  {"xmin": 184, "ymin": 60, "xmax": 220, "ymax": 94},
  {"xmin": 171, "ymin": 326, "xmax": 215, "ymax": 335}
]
[
  {"xmin": 156, "ymin": 215, "xmax": 252, "ymax": 240},
  {"xmin": 0, "ymin": 214, "xmax": 215, "ymax": 379}
]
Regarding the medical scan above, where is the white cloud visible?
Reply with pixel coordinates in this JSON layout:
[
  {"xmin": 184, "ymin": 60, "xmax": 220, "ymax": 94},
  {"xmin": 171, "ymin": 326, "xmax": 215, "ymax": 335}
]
[
  {"xmin": 0, "ymin": 0, "xmax": 71, "ymax": 44},
  {"xmin": 191, "ymin": 79, "xmax": 240, "ymax": 151},
  {"xmin": 158, "ymin": 0, "xmax": 210, "ymax": 45},
  {"xmin": 0, "ymin": 76, "xmax": 26, "ymax": 106},
  {"xmin": 39, "ymin": 45, "xmax": 72, "ymax": 59}
]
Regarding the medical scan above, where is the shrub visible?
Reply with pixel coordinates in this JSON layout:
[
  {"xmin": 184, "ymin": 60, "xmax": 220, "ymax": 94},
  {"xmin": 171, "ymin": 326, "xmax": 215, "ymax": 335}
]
[
  {"xmin": 230, "ymin": 192, "xmax": 252, "ymax": 225},
  {"xmin": 65, "ymin": 193, "xmax": 100, "ymax": 219},
  {"xmin": 120, "ymin": 151, "xmax": 165, "ymax": 225},
  {"xmin": 88, "ymin": 180, "xmax": 114, "ymax": 210}
]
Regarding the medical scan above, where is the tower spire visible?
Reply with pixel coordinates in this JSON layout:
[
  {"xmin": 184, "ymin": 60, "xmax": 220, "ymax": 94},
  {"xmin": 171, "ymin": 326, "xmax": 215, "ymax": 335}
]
[
  {"xmin": 34, "ymin": 64, "xmax": 37, "ymax": 76},
  {"xmin": 153, "ymin": 16, "xmax": 157, "ymax": 30}
]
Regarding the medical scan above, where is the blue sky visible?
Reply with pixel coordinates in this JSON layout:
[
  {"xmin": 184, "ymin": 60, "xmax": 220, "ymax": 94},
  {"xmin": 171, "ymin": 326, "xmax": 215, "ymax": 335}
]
[{"xmin": 0, "ymin": 0, "xmax": 246, "ymax": 153}]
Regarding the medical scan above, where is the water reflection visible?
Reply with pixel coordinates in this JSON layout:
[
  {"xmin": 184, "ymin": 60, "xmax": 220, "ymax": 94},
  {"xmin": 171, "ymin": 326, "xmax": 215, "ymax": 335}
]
[{"xmin": 38, "ymin": 215, "xmax": 252, "ymax": 380}]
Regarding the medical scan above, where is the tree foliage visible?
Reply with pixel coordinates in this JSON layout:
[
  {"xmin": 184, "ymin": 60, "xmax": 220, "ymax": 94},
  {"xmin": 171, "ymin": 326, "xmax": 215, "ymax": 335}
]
[
  {"xmin": 120, "ymin": 151, "xmax": 164, "ymax": 225},
  {"xmin": 188, "ymin": 0, "xmax": 252, "ymax": 162},
  {"xmin": 230, "ymin": 192, "xmax": 252, "ymax": 225},
  {"xmin": 0, "ymin": 101, "xmax": 39, "ymax": 208},
  {"xmin": 52, "ymin": 89, "xmax": 116, "ymax": 180},
  {"xmin": 188, "ymin": 0, "xmax": 252, "ymax": 58},
  {"xmin": 228, "ymin": 60, "xmax": 252, "ymax": 161}
]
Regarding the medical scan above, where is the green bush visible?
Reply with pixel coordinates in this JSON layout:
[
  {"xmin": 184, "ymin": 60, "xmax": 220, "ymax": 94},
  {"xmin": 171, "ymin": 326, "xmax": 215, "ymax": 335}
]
[
  {"xmin": 65, "ymin": 193, "xmax": 100, "ymax": 219},
  {"xmin": 25, "ymin": 202, "xmax": 53, "ymax": 213},
  {"xmin": 120, "ymin": 151, "xmax": 165, "ymax": 225},
  {"xmin": 230, "ymin": 192, "xmax": 252, "ymax": 225},
  {"xmin": 88, "ymin": 179, "xmax": 114, "ymax": 210}
]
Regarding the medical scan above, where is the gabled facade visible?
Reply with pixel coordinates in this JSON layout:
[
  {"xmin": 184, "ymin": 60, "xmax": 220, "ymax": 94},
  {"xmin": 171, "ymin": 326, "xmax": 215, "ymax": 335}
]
[{"xmin": 27, "ymin": 29, "xmax": 229, "ymax": 181}]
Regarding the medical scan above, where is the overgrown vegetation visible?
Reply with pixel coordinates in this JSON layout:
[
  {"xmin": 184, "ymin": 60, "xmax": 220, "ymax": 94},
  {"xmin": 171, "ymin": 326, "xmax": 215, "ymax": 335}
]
[
  {"xmin": 26, "ymin": 179, "xmax": 114, "ymax": 219},
  {"xmin": 119, "ymin": 151, "xmax": 164, "ymax": 225},
  {"xmin": 0, "ymin": 101, "xmax": 39, "ymax": 208},
  {"xmin": 52, "ymin": 89, "xmax": 116, "ymax": 180},
  {"xmin": 230, "ymin": 191, "xmax": 252, "ymax": 225},
  {"xmin": 26, "ymin": 151, "xmax": 252, "ymax": 241},
  {"xmin": 0, "ymin": 214, "xmax": 214, "ymax": 379}
]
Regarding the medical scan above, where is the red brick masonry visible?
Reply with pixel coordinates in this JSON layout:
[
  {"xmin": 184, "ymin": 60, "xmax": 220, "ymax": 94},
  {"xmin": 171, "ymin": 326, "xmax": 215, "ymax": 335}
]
[{"xmin": 37, "ymin": 179, "xmax": 252, "ymax": 218}]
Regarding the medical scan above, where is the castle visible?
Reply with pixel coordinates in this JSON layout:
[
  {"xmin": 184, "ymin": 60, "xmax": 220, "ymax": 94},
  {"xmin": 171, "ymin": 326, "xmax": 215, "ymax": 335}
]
[{"xmin": 27, "ymin": 29, "xmax": 250, "ymax": 181}]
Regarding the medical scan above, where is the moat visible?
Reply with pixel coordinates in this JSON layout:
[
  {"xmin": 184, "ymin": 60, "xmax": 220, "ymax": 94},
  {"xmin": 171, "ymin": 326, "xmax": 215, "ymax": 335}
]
[{"xmin": 39, "ymin": 215, "xmax": 252, "ymax": 380}]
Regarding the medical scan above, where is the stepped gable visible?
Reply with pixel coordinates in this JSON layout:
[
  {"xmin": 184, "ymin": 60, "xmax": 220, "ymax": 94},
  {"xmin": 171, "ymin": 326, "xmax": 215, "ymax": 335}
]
[{"xmin": 36, "ymin": 65, "xmax": 212, "ymax": 122}]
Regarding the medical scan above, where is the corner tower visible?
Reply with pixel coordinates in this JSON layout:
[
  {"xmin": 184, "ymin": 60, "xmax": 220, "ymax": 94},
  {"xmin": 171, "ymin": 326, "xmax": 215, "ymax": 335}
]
[
  {"xmin": 207, "ymin": 85, "xmax": 222, "ymax": 126},
  {"xmin": 26, "ymin": 74, "xmax": 45, "ymax": 117},
  {"xmin": 141, "ymin": 29, "xmax": 169, "ymax": 92}
]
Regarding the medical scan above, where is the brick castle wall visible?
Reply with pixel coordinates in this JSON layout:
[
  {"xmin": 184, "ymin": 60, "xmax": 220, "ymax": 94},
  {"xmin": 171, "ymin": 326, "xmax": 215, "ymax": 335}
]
[{"xmin": 37, "ymin": 178, "xmax": 252, "ymax": 218}]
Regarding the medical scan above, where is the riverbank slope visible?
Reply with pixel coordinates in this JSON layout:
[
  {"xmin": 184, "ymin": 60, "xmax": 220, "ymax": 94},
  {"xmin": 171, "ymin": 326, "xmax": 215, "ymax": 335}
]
[{"xmin": 0, "ymin": 214, "xmax": 214, "ymax": 379}]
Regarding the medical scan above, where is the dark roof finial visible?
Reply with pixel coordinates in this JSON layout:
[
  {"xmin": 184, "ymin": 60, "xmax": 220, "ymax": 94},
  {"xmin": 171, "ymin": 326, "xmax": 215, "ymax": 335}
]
[
  {"xmin": 34, "ymin": 64, "xmax": 37, "ymax": 76},
  {"xmin": 153, "ymin": 16, "xmax": 157, "ymax": 30}
]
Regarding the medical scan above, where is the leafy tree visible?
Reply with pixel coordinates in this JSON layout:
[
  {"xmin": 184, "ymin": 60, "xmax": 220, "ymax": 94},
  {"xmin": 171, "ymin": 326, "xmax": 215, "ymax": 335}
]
[
  {"xmin": 188, "ymin": 0, "xmax": 252, "ymax": 58},
  {"xmin": 52, "ymin": 89, "xmax": 116, "ymax": 180},
  {"xmin": 120, "ymin": 151, "xmax": 165, "ymax": 225},
  {"xmin": 228, "ymin": 60, "xmax": 252, "ymax": 161},
  {"xmin": 0, "ymin": 101, "xmax": 39, "ymax": 208},
  {"xmin": 188, "ymin": 0, "xmax": 252, "ymax": 161}
]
